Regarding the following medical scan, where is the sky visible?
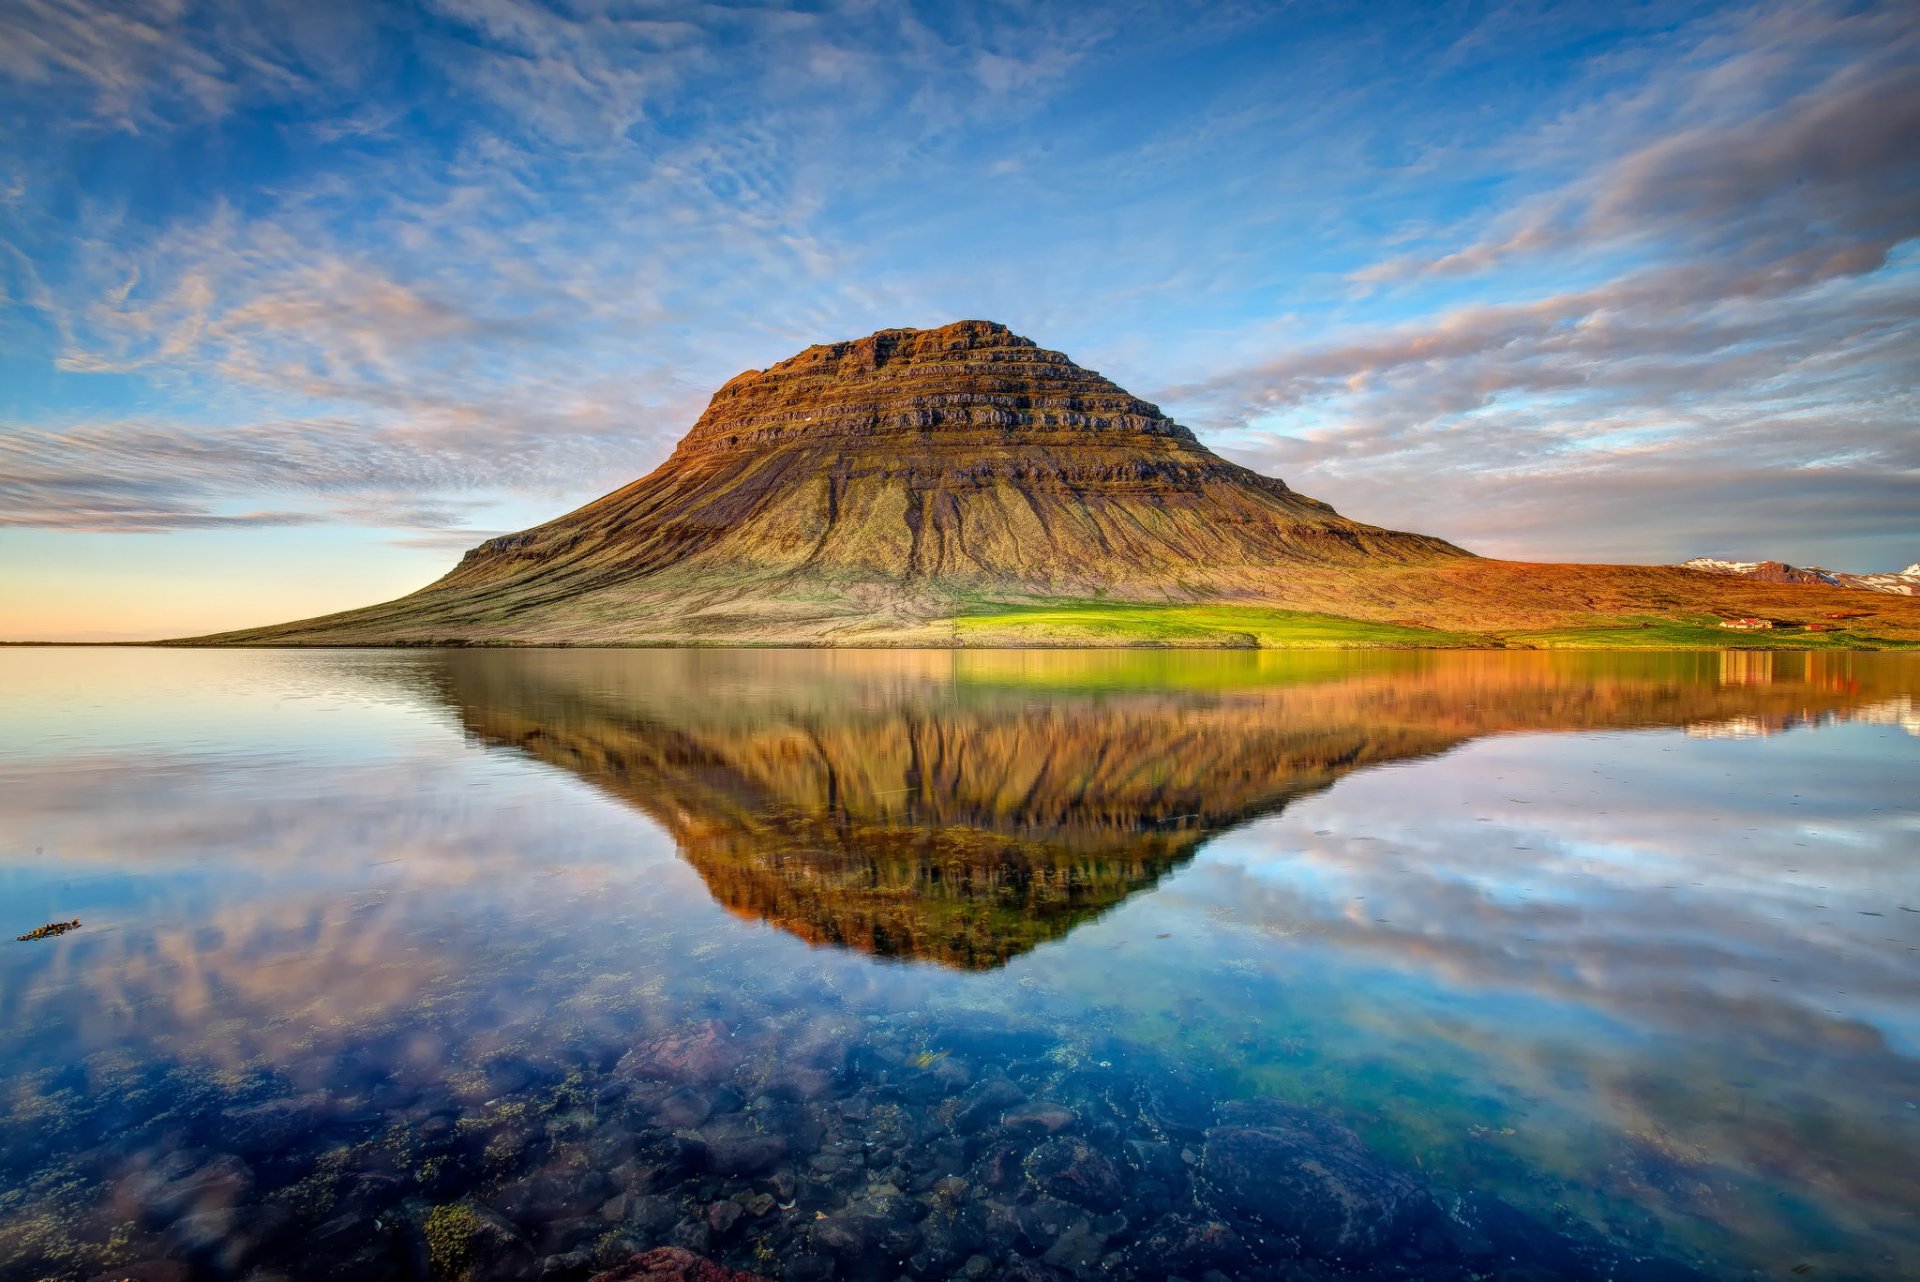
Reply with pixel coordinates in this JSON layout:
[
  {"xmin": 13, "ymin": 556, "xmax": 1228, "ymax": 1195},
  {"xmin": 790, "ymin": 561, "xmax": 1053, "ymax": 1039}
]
[{"xmin": 1, "ymin": 0, "xmax": 1915, "ymax": 640}]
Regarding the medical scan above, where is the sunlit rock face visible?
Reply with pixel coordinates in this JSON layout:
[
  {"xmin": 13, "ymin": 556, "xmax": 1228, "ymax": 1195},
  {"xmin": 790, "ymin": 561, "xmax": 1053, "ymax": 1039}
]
[
  {"xmin": 209, "ymin": 321, "xmax": 1463, "ymax": 645},
  {"xmin": 434, "ymin": 648, "xmax": 1911, "ymax": 968},
  {"xmin": 439, "ymin": 320, "xmax": 1461, "ymax": 590}
]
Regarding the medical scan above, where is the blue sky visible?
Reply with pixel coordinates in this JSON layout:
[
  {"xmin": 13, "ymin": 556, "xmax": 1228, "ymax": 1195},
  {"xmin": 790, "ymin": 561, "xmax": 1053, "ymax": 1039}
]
[{"xmin": 2, "ymin": 0, "xmax": 1915, "ymax": 639}]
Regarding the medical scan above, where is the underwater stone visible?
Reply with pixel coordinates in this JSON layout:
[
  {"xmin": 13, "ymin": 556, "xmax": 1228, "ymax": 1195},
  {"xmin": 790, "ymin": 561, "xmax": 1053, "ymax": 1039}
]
[
  {"xmin": 699, "ymin": 1132, "xmax": 787, "ymax": 1177},
  {"xmin": 1136, "ymin": 1071, "xmax": 1220, "ymax": 1139},
  {"xmin": 588, "ymin": 1247, "xmax": 771, "ymax": 1282},
  {"xmin": 1025, "ymin": 1137, "xmax": 1125, "ymax": 1211},
  {"xmin": 1002, "ymin": 1102, "xmax": 1076, "ymax": 1135},
  {"xmin": 953, "ymin": 1078, "xmax": 1026, "ymax": 1133},
  {"xmin": 908, "ymin": 1204, "xmax": 988, "ymax": 1278},
  {"xmin": 622, "ymin": 1193, "xmax": 683, "ymax": 1236},
  {"xmin": 809, "ymin": 1209, "xmax": 881, "ymax": 1259},
  {"xmin": 491, "ymin": 1171, "xmax": 612, "ymax": 1225},
  {"xmin": 417, "ymin": 1200, "xmax": 535, "ymax": 1282},
  {"xmin": 123, "ymin": 1151, "xmax": 256, "ymax": 1222},
  {"xmin": 654, "ymin": 1086, "xmax": 714, "ymax": 1129},
  {"xmin": 83, "ymin": 1265, "xmax": 191, "ymax": 1282},
  {"xmin": 541, "ymin": 1249, "xmax": 595, "ymax": 1279},
  {"xmin": 1133, "ymin": 1214, "xmax": 1253, "ymax": 1273},
  {"xmin": 617, "ymin": 1021, "xmax": 742, "ymax": 1086},
  {"xmin": 705, "ymin": 1199, "xmax": 742, "ymax": 1236},
  {"xmin": 1014, "ymin": 1195, "xmax": 1093, "ymax": 1255},
  {"xmin": 1200, "ymin": 1101, "xmax": 1431, "ymax": 1260},
  {"xmin": 219, "ymin": 1093, "xmax": 330, "ymax": 1156}
]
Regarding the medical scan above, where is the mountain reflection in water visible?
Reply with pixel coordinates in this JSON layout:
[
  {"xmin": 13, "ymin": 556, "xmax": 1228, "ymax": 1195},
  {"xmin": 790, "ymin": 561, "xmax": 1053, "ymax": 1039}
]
[
  {"xmin": 431, "ymin": 647, "xmax": 1911, "ymax": 969},
  {"xmin": 1, "ymin": 648, "xmax": 1917, "ymax": 1282}
]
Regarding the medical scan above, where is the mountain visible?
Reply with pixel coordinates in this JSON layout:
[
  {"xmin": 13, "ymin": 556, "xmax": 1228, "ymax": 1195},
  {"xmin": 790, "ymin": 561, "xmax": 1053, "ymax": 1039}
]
[
  {"xmin": 1680, "ymin": 557, "xmax": 1920, "ymax": 596},
  {"xmin": 423, "ymin": 648, "xmax": 1920, "ymax": 968},
  {"xmin": 193, "ymin": 321, "xmax": 1920, "ymax": 648}
]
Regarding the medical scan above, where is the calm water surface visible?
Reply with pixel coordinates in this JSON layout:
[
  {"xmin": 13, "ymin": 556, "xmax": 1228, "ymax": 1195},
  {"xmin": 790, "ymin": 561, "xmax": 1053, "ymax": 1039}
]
[{"xmin": 2, "ymin": 648, "xmax": 1917, "ymax": 1282}]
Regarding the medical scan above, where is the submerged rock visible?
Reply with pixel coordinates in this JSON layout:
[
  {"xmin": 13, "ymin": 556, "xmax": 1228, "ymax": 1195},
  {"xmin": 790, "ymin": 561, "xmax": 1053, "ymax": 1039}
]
[
  {"xmin": 1133, "ymin": 1214, "xmax": 1253, "ymax": 1273},
  {"xmin": 417, "ymin": 1200, "xmax": 535, "ymax": 1282},
  {"xmin": 219, "ymin": 1093, "xmax": 331, "ymax": 1155},
  {"xmin": 617, "ymin": 1021, "xmax": 742, "ymax": 1086},
  {"xmin": 588, "ymin": 1247, "xmax": 770, "ymax": 1282},
  {"xmin": 1024, "ymin": 1137, "xmax": 1125, "ymax": 1211},
  {"xmin": 121, "ymin": 1151, "xmax": 255, "ymax": 1223},
  {"xmin": 697, "ymin": 1127, "xmax": 788, "ymax": 1177},
  {"xmin": 654, "ymin": 1085, "xmax": 714, "ymax": 1130},
  {"xmin": 953, "ymin": 1078, "xmax": 1026, "ymax": 1134},
  {"xmin": 1002, "ymin": 1102, "xmax": 1076, "ymax": 1136},
  {"xmin": 1200, "ymin": 1099, "xmax": 1432, "ymax": 1260}
]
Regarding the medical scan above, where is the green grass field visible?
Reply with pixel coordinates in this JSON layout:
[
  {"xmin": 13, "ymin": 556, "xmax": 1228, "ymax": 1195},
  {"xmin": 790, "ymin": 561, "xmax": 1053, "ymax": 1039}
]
[
  {"xmin": 949, "ymin": 602, "xmax": 1918, "ymax": 651},
  {"xmin": 951, "ymin": 602, "xmax": 1490, "ymax": 648}
]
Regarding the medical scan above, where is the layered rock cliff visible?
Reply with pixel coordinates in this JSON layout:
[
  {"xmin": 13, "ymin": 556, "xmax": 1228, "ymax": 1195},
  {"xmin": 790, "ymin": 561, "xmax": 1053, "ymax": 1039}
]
[
  {"xmin": 436, "ymin": 319, "xmax": 1458, "ymax": 597},
  {"xmin": 202, "ymin": 321, "xmax": 1464, "ymax": 644},
  {"xmin": 193, "ymin": 321, "xmax": 1920, "ymax": 646}
]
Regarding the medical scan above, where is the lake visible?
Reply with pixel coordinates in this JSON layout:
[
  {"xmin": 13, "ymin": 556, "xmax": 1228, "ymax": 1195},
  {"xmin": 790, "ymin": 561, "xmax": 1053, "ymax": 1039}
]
[{"xmin": 2, "ymin": 647, "xmax": 1916, "ymax": 1282}]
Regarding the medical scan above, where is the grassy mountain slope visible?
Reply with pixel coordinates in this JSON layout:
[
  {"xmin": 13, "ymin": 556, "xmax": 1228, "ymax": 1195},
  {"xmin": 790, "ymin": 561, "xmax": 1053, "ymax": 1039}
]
[{"xmin": 182, "ymin": 321, "xmax": 1920, "ymax": 650}]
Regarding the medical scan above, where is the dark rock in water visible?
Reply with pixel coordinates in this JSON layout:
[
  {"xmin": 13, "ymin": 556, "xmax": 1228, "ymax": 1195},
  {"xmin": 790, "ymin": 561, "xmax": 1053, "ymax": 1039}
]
[
  {"xmin": 1136, "ymin": 1070, "xmax": 1219, "ymax": 1139},
  {"xmin": 699, "ymin": 1130, "xmax": 788, "ymax": 1177},
  {"xmin": 654, "ymin": 1085, "xmax": 714, "ymax": 1129},
  {"xmin": 1002, "ymin": 1102, "xmax": 1076, "ymax": 1135},
  {"xmin": 625, "ymin": 1133, "xmax": 709, "ymax": 1190},
  {"xmin": 1442, "ymin": 1190, "xmax": 1716, "ymax": 1282},
  {"xmin": 1200, "ymin": 1099, "xmax": 1431, "ymax": 1260},
  {"xmin": 706, "ymin": 1199, "xmax": 742, "ymax": 1236},
  {"xmin": 122, "ymin": 1151, "xmax": 255, "ymax": 1223},
  {"xmin": 623, "ymin": 1193, "xmax": 684, "ymax": 1236},
  {"xmin": 542, "ymin": 1249, "xmax": 595, "ymax": 1279},
  {"xmin": 483, "ymin": 1056, "xmax": 546, "ymax": 1097},
  {"xmin": 1124, "ymin": 1138, "xmax": 1185, "ymax": 1190},
  {"xmin": 779, "ymin": 1253, "xmax": 836, "ymax": 1282},
  {"xmin": 219, "ymin": 1094, "xmax": 330, "ymax": 1155},
  {"xmin": 977, "ymin": 1140, "xmax": 1027, "ymax": 1191},
  {"xmin": 588, "ymin": 1247, "xmax": 771, "ymax": 1282},
  {"xmin": 909, "ymin": 1205, "xmax": 988, "ymax": 1277},
  {"xmin": 1025, "ymin": 1137, "xmax": 1125, "ymax": 1211},
  {"xmin": 166, "ymin": 1204, "xmax": 291, "ymax": 1271},
  {"xmin": 908, "ymin": 1136, "xmax": 967, "ymax": 1184},
  {"xmin": 618, "ymin": 1021, "xmax": 742, "ymax": 1086},
  {"xmin": 668, "ymin": 1215, "xmax": 712, "ymax": 1255},
  {"xmin": 492, "ymin": 1171, "xmax": 614, "ymax": 1226},
  {"xmin": 954, "ymin": 1078, "xmax": 1026, "ymax": 1133},
  {"xmin": 304, "ymin": 1210, "xmax": 392, "ymax": 1280},
  {"xmin": 1134, "ymin": 1214, "xmax": 1253, "ymax": 1273},
  {"xmin": 1013, "ymin": 1196, "xmax": 1092, "ymax": 1256},
  {"xmin": 84, "ymin": 1264, "xmax": 190, "ymax": 1282},
  {"xmin": 809, "ymin": 1209, "xmax": 879, "ymax": 1260},
  {"xmin": 541, "ymin": 1211, "xmax": 611, "ymax": 1256}
]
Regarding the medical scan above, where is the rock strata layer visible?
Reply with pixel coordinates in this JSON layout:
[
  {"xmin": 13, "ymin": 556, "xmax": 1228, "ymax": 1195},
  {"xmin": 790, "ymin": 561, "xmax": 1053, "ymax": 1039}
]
[
  {"xmin": 204, "ymin": 320, "xmax": 1463, "ymax": 644},
  {"xmin": 193, "ymin": 320, "xmax": 1920, "ymax": 646},
  {"xmin": 437, "ymin": 320, "xmax": 1459, "ymax": 597}
]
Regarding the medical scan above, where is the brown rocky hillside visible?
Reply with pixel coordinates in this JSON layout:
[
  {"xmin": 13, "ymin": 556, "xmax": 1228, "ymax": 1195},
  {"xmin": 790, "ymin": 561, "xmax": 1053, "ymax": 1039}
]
[{"xmin": 189, "ymin": 321, "xmax": 1920, "ymax": 647}]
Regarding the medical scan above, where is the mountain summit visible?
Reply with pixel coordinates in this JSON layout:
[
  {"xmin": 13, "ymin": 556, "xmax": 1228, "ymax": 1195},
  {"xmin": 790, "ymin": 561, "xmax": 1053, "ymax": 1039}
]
[
  {"xmin": 201, "ymin": 321, "xmax": 1920, "ymax": 647},
  {"xmin": 440, "ymin": 319, "xmax": 1458, "ymax": 592}
]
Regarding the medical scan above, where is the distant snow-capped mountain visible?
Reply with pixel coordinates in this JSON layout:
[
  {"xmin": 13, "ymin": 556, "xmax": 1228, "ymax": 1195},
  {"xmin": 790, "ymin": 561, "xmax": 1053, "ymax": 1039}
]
[{"xmin": 1679, "ymin": 557, "xmax": 1920, "ymax": 596}]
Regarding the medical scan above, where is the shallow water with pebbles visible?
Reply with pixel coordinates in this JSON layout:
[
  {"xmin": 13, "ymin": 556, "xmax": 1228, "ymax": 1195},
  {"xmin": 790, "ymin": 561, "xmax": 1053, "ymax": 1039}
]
[{"xmin": 2, "ymin": 647, "xmax": 1917, "ymax": 1281}]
